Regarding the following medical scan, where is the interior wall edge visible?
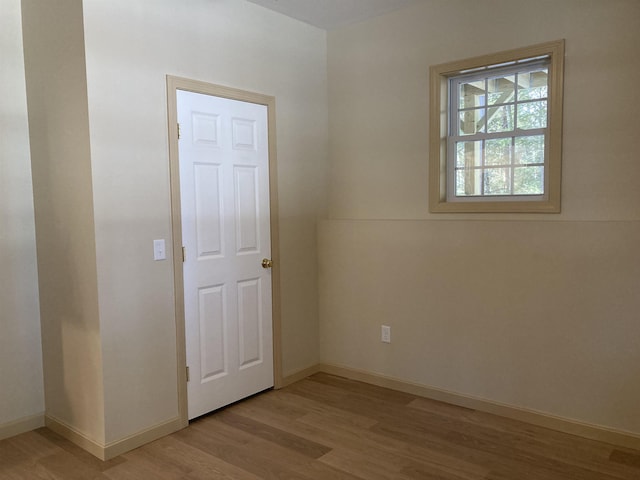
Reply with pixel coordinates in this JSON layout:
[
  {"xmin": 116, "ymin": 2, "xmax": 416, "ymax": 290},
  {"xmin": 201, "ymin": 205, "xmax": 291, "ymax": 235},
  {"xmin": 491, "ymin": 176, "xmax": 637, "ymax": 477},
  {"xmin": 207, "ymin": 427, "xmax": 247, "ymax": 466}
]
[
  {"xmin": 0, "ymin": 0, "xmax": 45, "ymax": 433},
  {"xmin": 21, "ymin": 0, "xmax": 106, "ymax": 443}
]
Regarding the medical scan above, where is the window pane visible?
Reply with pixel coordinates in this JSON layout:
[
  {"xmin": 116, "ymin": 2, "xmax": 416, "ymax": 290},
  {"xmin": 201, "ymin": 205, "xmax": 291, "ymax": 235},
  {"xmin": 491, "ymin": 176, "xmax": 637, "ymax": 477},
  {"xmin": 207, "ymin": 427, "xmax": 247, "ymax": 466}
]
[
  {"xmin": 459, "ymin": 80, "xmax": 485, "ymax": 109},
  {"xmin": 517, "ymin": 101, "xmax": 547, "ymax": 129},
  {"xmin": 514, "ymin": 166, "xmax": 544, "ymax": 194},
  {"xmin": 517, "ymin": 69, "xmax": 548, "ymax": 100},
  {"xmin": 487, "ymin": 75, "xmax": 515, "ymax": 105},
  {"xmin": 487, "ymin": 105, "xmax": 514, "ymax": 133},
  {"xmin": 456, "ymin": 168, "xmax": 483, "ymax": 196},
  {"xmin": 484, "ymin": 167, "xmax": 511, "ymax": 195},
  {"xmin": 434, "ymin": 41, "xmax": 562, "ymax": 211},
  {"xmin": 515, "ymin": 135, "xmax": 544, "ymax": 164},
  {"xmin": 485, "ymin": 138, "xmax": 512, "ymax": 166},
  {"xmin": 456, "ymin": 140, "xmax": 483, "ymax": 168},
  {"xmin": 459, "ymin": 108, "xmax": 485, "ymax": 135}
]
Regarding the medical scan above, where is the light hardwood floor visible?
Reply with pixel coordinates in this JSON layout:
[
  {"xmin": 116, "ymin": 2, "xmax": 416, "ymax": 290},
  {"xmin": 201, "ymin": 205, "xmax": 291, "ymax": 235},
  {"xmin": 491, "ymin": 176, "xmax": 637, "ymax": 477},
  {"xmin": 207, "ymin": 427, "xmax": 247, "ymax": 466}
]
[{"xmin": 1, "ymin": 373, "xmax": 639, "ymax": 479}]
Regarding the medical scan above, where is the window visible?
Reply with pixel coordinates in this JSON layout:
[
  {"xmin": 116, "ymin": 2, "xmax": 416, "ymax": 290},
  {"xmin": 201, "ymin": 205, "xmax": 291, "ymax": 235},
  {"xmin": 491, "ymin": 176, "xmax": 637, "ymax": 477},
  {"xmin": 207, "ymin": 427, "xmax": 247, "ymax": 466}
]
[{"xmin": 429, "ymin": 40, "xmax": 564, "ymax": 213}]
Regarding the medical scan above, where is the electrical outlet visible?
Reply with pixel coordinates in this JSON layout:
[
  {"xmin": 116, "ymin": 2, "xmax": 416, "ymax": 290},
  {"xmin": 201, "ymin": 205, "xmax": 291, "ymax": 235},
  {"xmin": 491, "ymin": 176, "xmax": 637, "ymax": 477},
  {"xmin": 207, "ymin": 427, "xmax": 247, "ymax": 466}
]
[{"xmin": 381, "ymin": 325, "xmax": 391, "ymax": 343}]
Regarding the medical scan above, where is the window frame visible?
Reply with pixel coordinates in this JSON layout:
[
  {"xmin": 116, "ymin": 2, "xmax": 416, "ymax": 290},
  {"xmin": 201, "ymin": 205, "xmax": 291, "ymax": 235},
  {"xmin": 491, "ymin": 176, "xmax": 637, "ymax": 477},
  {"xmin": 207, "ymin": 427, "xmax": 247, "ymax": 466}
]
[{"xmin": 429, "ymin": 40, "xmax": 565, "ymax": 213}]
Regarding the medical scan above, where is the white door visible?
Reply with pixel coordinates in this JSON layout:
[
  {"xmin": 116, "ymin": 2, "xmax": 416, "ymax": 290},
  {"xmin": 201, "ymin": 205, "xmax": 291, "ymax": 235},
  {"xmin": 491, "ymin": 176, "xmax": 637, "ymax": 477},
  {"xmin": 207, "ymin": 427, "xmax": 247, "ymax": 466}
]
[{"xmin": 177, "ymin": 90, "xmax": 273, "ymax": 420}]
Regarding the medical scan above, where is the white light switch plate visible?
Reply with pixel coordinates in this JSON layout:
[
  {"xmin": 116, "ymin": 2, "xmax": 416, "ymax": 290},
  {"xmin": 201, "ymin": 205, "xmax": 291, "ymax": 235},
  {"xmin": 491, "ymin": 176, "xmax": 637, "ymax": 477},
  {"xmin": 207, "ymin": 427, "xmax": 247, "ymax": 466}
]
[
  {"xmin": 381, "ymin": 325, "xmax": 391, "ymax": 343},
  {"xmin": 153, "ymin": 239, "xmax": 166, "ymax": 261}
]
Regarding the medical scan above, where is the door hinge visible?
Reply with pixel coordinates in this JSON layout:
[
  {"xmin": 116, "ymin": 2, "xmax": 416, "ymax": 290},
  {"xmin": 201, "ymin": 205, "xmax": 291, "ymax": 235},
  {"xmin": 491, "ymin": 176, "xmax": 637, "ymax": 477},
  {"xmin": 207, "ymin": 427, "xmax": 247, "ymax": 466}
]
[
  {"xmin": 186, "ymin": 366, "xmax": 190, "ymax": 382},
  {"xmin": 177, "ymin": 122, "xmax": 181, "ymax": 140},
  {"xmin": 182, "ymin": 246, "xmax": 186, "ymax": 262}
]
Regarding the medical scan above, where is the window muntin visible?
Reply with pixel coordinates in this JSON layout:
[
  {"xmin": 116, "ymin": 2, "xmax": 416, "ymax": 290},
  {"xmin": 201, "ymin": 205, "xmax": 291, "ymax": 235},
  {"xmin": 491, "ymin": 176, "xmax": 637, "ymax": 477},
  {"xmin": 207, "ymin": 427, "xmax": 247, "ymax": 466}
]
[
  {"xmin": 428, "ymin": 40, "xmax": 564, "ymax": 213},
  {"xmin": 448, "ymin": 60, "xmax": 549, "ymax": 201}
]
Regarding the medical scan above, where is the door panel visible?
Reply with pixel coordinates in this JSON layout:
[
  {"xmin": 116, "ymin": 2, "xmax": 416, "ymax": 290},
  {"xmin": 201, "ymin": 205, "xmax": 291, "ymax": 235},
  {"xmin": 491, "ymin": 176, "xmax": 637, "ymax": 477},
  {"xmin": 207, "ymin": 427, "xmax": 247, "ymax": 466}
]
[
  {"xmin": 198, "ymin": 284, "xmax": 226, "ymax": 381},
  {"xmin": 177, "ymin": 90, "xmax": 273, "ymax": 420},
  {"xmin": 238, "ymin": 277, "xmax": 262, "ymax": 368},
  {"xmin": 194, "ymin": 163, "xmax": 223, "ymax": 257},
  {"xmin": 234, "ymin": 166, "xmax": 260, "ymax": 253}
]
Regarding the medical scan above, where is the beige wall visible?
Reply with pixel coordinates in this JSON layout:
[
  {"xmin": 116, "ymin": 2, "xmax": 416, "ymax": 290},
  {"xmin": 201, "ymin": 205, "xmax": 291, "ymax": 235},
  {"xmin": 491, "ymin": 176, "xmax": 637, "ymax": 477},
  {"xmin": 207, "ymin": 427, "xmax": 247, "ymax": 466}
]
[
  {"xmin": 11, "ymin": 0, "xmax": 635, "ymax": 452},
  {"xmin": 13, "ymin": 0, "xmax": 327, "ymax": 450},
  {"xmin": 22, "ymin": 0, "xmax": 105, "ymax": 444},
  {"xmin": 0, "ymin": 0, "xmax": 44, "ymax": 435},
  {"xmin": 321, "ymin": 0, "xmax": 640, "ymax": 436},
  {"xmin": 80, "ymin": 0, "xmax": 327, "ymax": 443}
]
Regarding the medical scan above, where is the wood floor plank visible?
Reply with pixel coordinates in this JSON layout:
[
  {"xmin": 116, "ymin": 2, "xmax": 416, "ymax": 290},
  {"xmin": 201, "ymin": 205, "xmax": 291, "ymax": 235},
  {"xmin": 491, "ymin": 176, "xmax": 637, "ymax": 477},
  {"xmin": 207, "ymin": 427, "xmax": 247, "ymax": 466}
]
[
  {"xmin": 5, "ymin": 430, "xmax": 61, "ymax": 462},
  {"xmin": 408, "ymin": 396, "xmax": 477, "ymax": 420},
  {"xmin": 102, "ymin": 455, "xmax": 185, "ymax": 480},
  {"xmin": 0, "ymin": 441, "xmax": 30, "ymax": 471},
  {"xmin": 399, "ymin": 463, "xmax": 478, "ymax": 480},
  {"xmin": 319, "ymin": 448, "xmax": 415, "ymax": 480},
  {"xmin": 297, "ymin": 410, "xmax": 490, "ymax": 480},
  {"xmin": 403, "ymin": 403, "xmax": 637, "ymax": 478},
  {"xmin": 35, "ymin": 451, "xmax": 111, "ymax": 480},
  {"xmin": 610, "ymin": 449, "xmax": 640, "ymax": 468},
  {"xmin": 232, "ymin": 390, "xmax": 489, "ymax": 479},
  {"xmin": 239, "ymin": 390, "xmax": 310, "ymax": 421},
  {"xmin": 265, "ymin": 390, "xmax": 380, "ymax": 429},
  {"xmin": 2, "ymin": 372, "xmax": 640, "ymax": 479},
  {"xmin": 141, "ymin": 435, "xmax": 262, "ymax": 480},
  {"xmin": 103, "ymin": 440, "xmax": 194, "ymax": 480},
  {"xmin": 283, "ymin": 378, "xmax": 353, "ymax": 408},
  {"xmin": 214, "ymin": 410, "xmax": 332, "ymax": 459},
  {"xmin": 302, "ymin": 375, "xmax": 638, "ymax": 480},
  {"xmin": 175, "ymin": 416, "xmax": 323, "ymax": 479},
  {"xmin": 410, "ymin": 396, "xmax": 618, "ymax": 463},
  {"xmin": 307, "ymin": 372, "xmax": 418, "ymax": 405},
  {"xmin": 0, "ymin": 462, "xmax": 62, "ymax": 480},
  {"xmin": 34, "ymin": 428, "xmax": 125, "ymax": 472},
  {"xmin": 372, "ymin": 416, "xmax": 625, "ymax": 480},
  {"xmin": 285, "ymin": 458, "xmax": 367, "ymax": 480}
]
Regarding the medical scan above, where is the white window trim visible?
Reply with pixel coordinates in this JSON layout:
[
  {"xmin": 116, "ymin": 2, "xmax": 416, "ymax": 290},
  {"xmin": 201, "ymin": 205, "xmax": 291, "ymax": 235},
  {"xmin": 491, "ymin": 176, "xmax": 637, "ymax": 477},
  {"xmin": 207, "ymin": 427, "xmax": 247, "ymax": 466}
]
[{"xmin": 429, "ymin": 40, "xmax": 565, "ymax": 213}]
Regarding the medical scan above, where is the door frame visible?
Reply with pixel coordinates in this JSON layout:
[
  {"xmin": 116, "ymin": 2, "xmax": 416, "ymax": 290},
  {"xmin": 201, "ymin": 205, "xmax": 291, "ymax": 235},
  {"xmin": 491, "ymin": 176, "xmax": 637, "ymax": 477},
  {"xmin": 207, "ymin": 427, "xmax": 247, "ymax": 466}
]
[{"xmin": 166, "ymin": 75, "xmax": 283, "ymax": 427}]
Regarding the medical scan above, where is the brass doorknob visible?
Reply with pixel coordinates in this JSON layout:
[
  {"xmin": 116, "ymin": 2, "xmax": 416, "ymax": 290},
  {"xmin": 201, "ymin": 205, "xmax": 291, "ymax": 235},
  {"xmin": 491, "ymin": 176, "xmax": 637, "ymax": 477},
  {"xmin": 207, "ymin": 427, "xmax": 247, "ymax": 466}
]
[{"xmin": 261, "ymin": 258, "xmax": 273, "ymax": 269}]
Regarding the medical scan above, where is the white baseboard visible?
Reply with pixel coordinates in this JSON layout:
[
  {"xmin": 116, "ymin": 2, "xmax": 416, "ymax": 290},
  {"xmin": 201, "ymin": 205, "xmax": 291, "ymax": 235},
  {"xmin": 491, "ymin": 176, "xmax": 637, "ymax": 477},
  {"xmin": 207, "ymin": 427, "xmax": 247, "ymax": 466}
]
[
  {"xmin": 0, "ymin": 413, "xmax": 45, "ymax": 441},
  {"xmin": 103, "ymin": 416, "xmax": 184, "ymax": 460},
  {"xmin": 46, "ymin": 414, "xmax": 185, "ymax": 460},
  {"xmin": 315, "ymin": 363, "xmax": 640, "ymax": 451},
  {"xmin": 45, "ymin": 415, "xmax": 105, "ymax": 459},
  {"xmin": 16, "ymin": 364, "xmax": 639, "ymax": 458}
]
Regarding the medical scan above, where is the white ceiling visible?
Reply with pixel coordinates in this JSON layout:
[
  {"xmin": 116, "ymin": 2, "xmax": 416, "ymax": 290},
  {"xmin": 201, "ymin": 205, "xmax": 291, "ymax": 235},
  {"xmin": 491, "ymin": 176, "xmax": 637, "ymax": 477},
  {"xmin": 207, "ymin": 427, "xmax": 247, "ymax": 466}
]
[{"xmin": 246, "ymin": 0, "xmax": 421, "ymax": 30}]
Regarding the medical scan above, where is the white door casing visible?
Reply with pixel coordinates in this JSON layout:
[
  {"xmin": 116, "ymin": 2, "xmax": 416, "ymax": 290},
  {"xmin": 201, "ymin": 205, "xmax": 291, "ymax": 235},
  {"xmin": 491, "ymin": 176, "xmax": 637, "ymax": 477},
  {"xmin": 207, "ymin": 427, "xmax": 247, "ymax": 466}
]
[{"xmin": 177, "ymin": 89, "xmax": 274, "ymax": 419}]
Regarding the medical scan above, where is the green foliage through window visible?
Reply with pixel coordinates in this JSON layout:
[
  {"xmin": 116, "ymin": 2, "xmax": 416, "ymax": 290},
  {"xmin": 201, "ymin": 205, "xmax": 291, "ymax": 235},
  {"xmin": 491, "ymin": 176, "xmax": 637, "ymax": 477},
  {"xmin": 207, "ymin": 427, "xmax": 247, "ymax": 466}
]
[{"xmin": 450, "ymin": 63, "xmax": 549, "ymax": 198}]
